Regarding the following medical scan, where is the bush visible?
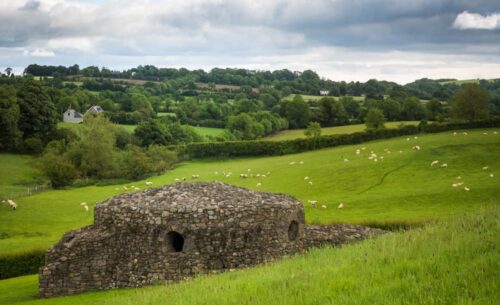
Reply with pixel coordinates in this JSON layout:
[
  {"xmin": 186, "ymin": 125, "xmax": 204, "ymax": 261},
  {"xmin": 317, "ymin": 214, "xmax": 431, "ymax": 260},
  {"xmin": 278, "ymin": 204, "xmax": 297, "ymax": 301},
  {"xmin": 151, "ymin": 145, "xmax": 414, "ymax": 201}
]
[
  {"xmin": 22, "ymin": 137, "xmax": 44, "ymax": 154},
  {"xmin": 0, "ymin": 250, "xmax": 45, "ymax": 279}
]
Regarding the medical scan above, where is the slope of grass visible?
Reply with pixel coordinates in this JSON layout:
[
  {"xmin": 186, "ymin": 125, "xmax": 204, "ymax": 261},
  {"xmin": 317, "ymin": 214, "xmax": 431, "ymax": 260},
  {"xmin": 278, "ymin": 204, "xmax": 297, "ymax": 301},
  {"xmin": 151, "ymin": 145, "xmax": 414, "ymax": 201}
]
[
  {"xmin": 189, "ymin": 126, "xmax": 224, "ymax": 137},
  {"xmin": 0, "ymin": 154, "xmax": 45, "ymax": 200},
  {"xmin": 1, "ymin": 206, "xmax": 498, "ymax": 305},
  {"xmin": 265, "ymin": 121, "xmax": 419, "ymax": 141},
  {"xmin": 283, "ymin": 94, "xmax": 365, "ymax": 102},
  {"xmin": 1, "ymin": 128, "xmax": 499, "ymax": 258}
]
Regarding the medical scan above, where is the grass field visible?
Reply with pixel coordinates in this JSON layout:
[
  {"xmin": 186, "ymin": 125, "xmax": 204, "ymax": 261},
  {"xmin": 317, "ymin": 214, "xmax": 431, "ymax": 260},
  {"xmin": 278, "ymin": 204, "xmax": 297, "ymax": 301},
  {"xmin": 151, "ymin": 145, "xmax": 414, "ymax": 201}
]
[
  {"xmin": 265, "ymin": 121, "xmax": 419, "ymax": 141},
  {"xmin": 0, "ymin": 154, "xmax": 46, "ymax": 200},
  {"xmin": 283, "ymin": 94, "xmax": 365, "ymax": 102},
  {"xmin": 1, "ymin": 128, "xmax": 499, "ymax": 259},
  {"xmin": 0, "ymin": 206, "xmax": 497, "ymax": 305}
]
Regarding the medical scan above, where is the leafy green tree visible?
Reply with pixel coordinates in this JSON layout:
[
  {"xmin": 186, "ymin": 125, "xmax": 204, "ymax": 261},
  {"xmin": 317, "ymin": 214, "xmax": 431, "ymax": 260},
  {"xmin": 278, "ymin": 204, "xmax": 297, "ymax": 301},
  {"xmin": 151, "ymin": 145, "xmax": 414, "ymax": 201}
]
[
  {"xmin": 452, "ymin": 84, "xmax": 490, "ymax": 122},
  {"xmin": 134, "ymin": 119, "xmax": 171, "ymax": 146},
  {"xmin": 17, "ymin": 80, "xmax": 58, "ymax": 142},
  {"xmin": 227, "ymin": 113, "xmax": 264, "ymax": 140},
  {"xmin": 122, "ymin": 145, "xmax": 154, "ymax": 180},
  {"xmin": 402, "ymin": 97, "xmax": 426, "ymax": 120},
  {"xmin": 304, "ymin": 122, "xmax": 321, "ymax": 138},
  {"xmin": 380, "ymin": 98, "xmax": 402, "ymax": 121},
  {"xmin": 131, "ymin": 93, "xmax": 154, "ymax": 118},
  {"xmin": 281, "ymin": 95, "xmax": 310, "ymax": 128},
  {"xmin": 365, "ymin": 108, "xmax": 386, "ymax": 130},
  {"xmin": 39, "ymin": 141, "xmax": 79, "ymax": 188},
  {"xmin": 0, "ymin": 86, "xmax": 22, "ymax": 151},
  {"xmin": 425, "ymin": 98, "xmax": 443, "ymax": 120},
  {"xmin": 318, "ymin": 97, "xmax": 348, "ymax": 126}
]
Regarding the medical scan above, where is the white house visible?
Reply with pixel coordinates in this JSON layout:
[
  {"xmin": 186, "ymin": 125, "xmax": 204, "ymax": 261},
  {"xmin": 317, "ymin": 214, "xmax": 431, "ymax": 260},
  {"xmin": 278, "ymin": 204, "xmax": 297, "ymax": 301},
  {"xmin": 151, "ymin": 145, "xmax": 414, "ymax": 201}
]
[
  {"xmin": 63, "ymin": 108, "xmax": 84, "ymax": 123},
  {"xmin": 319, "ymin": 90, "xmax": 330, "ymax": 96},
  {"xmin": 85, "ymin": 105, "xmax": 104, "ymax": 115}
]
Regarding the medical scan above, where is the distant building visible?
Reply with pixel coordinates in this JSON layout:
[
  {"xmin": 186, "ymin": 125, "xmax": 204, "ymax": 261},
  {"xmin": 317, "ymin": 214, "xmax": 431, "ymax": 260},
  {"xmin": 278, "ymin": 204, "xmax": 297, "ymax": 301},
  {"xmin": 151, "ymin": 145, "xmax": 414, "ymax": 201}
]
[
  {"xmin": 85, "ymin": 105, "xmax": 104, "ymax": 115},
  {"xmin": 319, "ymin": 90, "xmax": 330, "ymax": 96},
  {"xmin": 62, "ymin": 108, "xmax": 83, "ymax": 123}
]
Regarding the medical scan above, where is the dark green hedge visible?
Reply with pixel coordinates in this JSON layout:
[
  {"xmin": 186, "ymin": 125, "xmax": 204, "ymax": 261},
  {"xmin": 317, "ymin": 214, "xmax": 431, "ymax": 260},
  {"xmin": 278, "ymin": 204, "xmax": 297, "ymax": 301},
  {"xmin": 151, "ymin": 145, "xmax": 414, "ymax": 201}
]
[
  {"xmin": 173, "ymin": 119, "xmax": 500, "ymax": 159},
  {"xmin": 0, "ymin": 250, "xmax": 45, "ymax": 279}
]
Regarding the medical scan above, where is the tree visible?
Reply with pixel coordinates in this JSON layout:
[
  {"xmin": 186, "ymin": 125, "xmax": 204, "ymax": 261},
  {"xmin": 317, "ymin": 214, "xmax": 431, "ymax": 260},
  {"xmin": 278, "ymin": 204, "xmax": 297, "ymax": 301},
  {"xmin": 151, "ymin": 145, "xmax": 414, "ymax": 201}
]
[
  {"xmin": 0, "ymin": 86, "xmax": 22, "ymax": 151},
  {"xmin": 452, "ymin": 84, "xmax": 490, "ymax": 122},
  {"xmin": 39, "ymin": 141, "xmax": 79, "ymax": 188},
  {"xmin": 425, "ymin": 98, "xmax": 443, "ymax": 121},
  {"xmin": 281, "ymin": 95, "xmax": 310, "ymax": 128},
  {"xmin": 134, "ymin": 119, "xmax": 171, "ymax": 146},
  {"xmin": 380, "ymin": 98, "xmax": 401, "ymax": 121},
  {"xmin": 227, "ymin": 113, "xmax": 263, "ymax": 140},
  {"xmin": 4, "ymin": 67, "xmax": 12, "ymax": 77},
  {"xmin": 17, "ymin": 80, "xmax": 58, "ymax": 142},
  {"xmin": 402, "ymin": 97, "xmax": 426, "ymax": 120},
  {"xmin": 365, "ymin": 108, "xmax": 386, "ymax": 130},
  {"xmin": 304, "ymin": 122, "xmax": 321, "ymax": 138}
]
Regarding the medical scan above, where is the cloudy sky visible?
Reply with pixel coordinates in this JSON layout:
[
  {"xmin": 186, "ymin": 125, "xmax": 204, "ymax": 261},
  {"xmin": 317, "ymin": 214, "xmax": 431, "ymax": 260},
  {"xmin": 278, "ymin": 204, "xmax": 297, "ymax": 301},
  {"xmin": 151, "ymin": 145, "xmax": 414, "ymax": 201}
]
[{"xmin": 1, "ymin": 0, "xmax": 499, "ymax": 84}]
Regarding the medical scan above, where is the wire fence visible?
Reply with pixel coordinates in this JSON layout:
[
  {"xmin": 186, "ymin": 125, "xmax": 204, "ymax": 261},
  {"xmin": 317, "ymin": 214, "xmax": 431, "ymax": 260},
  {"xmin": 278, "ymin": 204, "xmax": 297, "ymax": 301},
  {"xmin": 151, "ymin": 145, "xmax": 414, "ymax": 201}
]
[{"xmin": 0, "ymin": 184, "xmax": 51, "ymax": 200}]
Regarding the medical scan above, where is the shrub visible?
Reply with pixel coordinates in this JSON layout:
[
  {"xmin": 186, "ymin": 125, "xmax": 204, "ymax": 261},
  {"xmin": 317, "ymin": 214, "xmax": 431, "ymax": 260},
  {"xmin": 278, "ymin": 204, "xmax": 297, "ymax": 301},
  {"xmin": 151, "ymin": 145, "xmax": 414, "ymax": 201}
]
[
  {"xmin": 0, "ymin": 250, "xmax": 45, "ymax": 279},
  {"xmin": 22, "ymin": 137, "xmax": 44, "ymax": 154}
]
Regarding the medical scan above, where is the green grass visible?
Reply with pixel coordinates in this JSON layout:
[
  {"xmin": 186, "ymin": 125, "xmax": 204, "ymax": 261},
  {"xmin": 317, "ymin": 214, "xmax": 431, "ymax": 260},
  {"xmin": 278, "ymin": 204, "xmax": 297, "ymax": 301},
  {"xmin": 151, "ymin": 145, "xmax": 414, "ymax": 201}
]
[
  {"xmin": 1, "ymin": 128, "xmax": 499, "ymax": 258},
  {"xmin": 265, "ymin": 121, "xmax": 419, "ymax": 141},
  {"xmin": 284, "ymin": 94, "xmax": 365, "ymax": 102},
  {"xmin": 1, "ymin": 206, "xmax": 498, "ymax": 305},
  {"xmin": 0, "ymin": 154, "xmax": 45, "ymax": 200},
  {"xmin": 189, "ymin": 126, "xmax": 224, "ymax": 137}
]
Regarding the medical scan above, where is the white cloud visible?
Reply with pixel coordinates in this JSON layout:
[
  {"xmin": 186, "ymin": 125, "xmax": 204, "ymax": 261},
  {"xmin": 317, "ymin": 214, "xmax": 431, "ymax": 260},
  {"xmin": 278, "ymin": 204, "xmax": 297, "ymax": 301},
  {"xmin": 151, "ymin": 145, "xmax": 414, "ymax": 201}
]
[
  {"xmin": 453, "ymin": 11, "xmax": 500, "ymax": 30},
  {"xmin": 23, "ymin": 48, "xmax": 55, "ymax": 57}
]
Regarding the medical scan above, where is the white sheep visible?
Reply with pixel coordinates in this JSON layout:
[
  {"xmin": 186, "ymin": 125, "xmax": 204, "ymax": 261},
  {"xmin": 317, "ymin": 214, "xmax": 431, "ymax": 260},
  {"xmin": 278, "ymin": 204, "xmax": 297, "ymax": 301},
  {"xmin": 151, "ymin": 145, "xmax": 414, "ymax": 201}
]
[
  {"xmin": 456, "ymin": 176, "xmax": 462, "ymax": 180},
  {"xmin": 453, "ymin": 132, "xmax": 457, "ymax": 136},
  {"xmin": 256, "ymin": 183, "xmax": 262, "ymax": 187},
  {"xmin": 145, "ymin": 181, "xmax": 153, "ymax": 186},
  {"xmin": 490, "ymin": 173, "xmax": 494, "ymax": 178},
  {"xmin": 174, "ymin": 178, "xmax": 180, "ymax": 182},
  {"xmin": 307, "ymin": 200, "xmax": 317, "ymax": 206},
  {"xmin": 304, "ymin": 176, "xmax": 309, "ymax": 180},
  {"xmin": 261, "ymin": 175, "xmax": 267, "ymax": 178},
  {"xmin": 240, "ymin": 173, "xmax": 248, "ymax": 178},
  {"xmin": 337, "ymin": 203, "xmax": 344, "ymax": 209},
  {"xmin": 289, "ymin": 161, "xmax": 296, "ymax": 165},
  {"xmin": 7, "ymin": 199, "xmax": 17, "ymax": 210},
  {"xmin": 343, "ymin": 158, "xmax": 349, "ymax": 162},
  {"xmin": 299, "ymin": 161, "xmax": 304, "ymax": 164},
  {"xmin": 214, "ymin": 171, "xmax": 219, "ymax": 175},
  {"xmin": 380, "ymin": 156, "xmax": 384, "ymax": 160},
  {"xmin": 482, "ymin": 166, "xmax": 489, "ymax": 170},
  {"xmin": 412, "ymin": 145, "xmax": 421, "ymax": 151},
  {"xmin": 83, "ymin": 205, "xmax": 89, "ymax": 212},
  {"xmin": 356, "ymin": 149, "xmax": 360, "ymax": 155},
  {"xmin": 191, "ymin": 174, "xmax": 200, "ymax": 179},
  {"xmin": 494, "ymin": 131, "xmax": 498, "ymax": 135},
  {"xmin": 362, "ymin": 147, "xmax": 366, "ymax": 150},
  {"xmin": 440, "ymin": 163, "xmax": 448, "ymax": 168},
  {"xmin": 414, "ymin": 136, "xmax": 418, "ymax": 140},
  {"xmin": 321, "ymin": 205, "xmax": 327, "ymax": 209},
  {"xmin": 406, "ymin": 138, "xmax": 410, "ymax": 141},
  {"xmin": 123, "ymin": 186, "xmax": 128, "ymax": 190},
  {"xmin": 483, "ymin": 132, "xmax": 488, "ymax": 135},
  {"xmin": 464, "ymin": 186, "xmax": 470, "ymax": 191},
  {"xmin": 430, "ymin": 160, "xmax": 439, "ymax": 167},
  {"xmin": 463, "ymin": 132, "xmax": 468, "ymax": 136},
  {"xmin": 308, "ymin": 181, "xmax": 313, "ymax": 186},
  {"xmin": 374, "ymin": 158, "xmax": 378, "ymax": 162}
]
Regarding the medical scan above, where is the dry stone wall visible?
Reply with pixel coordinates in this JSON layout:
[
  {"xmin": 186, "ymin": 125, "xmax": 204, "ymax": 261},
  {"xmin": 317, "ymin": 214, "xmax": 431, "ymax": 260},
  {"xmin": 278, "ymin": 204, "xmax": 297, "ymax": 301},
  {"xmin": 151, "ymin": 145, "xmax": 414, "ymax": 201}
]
[{"xmin": 39, "ymin": 182, "xmax": 383, "ymax": 298}]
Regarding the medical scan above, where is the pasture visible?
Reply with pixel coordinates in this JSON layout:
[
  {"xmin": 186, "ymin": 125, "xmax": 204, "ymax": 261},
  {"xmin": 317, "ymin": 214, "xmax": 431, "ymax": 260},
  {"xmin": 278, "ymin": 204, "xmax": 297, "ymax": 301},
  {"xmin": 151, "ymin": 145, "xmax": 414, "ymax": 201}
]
[
  {"xmin": 1, "ymin": 128, "xmax": 499, "ymax": 259},
  {"xmin": 265, "ymin": 121, "xmax": 419, "ymax": 141},
  {"xmin": 283, "ymin": 94, "xmax": 365, "ymax": 102},
  {"xmin": 0, "ymin": 206, "xmax": 497, "ymax": 305},
  {"xmin": 0, "ymin": 154, "xmax": 46, "ymax": 200}
]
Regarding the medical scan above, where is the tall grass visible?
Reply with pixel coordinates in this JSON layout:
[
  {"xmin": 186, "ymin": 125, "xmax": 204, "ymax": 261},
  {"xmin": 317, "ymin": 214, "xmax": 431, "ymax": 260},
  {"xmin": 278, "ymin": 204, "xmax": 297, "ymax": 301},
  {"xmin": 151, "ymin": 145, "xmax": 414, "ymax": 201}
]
[{"xmin": 0, "ymin": 207, "xmax": 497, "ymax": 305}]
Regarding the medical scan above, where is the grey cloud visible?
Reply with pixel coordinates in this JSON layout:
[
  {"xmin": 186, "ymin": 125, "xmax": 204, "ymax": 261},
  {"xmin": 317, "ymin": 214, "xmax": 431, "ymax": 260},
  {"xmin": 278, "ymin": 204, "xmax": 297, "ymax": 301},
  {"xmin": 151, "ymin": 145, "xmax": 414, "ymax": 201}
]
[{"xmin": 19, "ymin": 0, "xmax": 40, "ymax": 11}]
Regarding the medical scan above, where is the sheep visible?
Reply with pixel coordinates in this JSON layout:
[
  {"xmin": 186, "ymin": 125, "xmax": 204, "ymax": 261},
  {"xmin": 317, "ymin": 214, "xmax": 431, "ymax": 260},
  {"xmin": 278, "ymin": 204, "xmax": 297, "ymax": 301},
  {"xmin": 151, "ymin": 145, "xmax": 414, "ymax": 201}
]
[
  {"xmin": 182, "ymin": 177, "xmax": 187, "ymax": 181},
  {"xmin": 145, "ymin": 181, "xmax": 153, "ymax": 186},
  {"xmin": 464, "ymin": 186, "xmax": 470, "ymax": 191},
  {"xmin": 240, "ymin": 173, "xmax": 248, "ymax": 179},
  {"xmin": 453, "ymin": 132, "xmax": 457, "ymax": 136},
  {"xmin": 133, "ymin": 187, "xmax": 140, "ymax": 190},
  {"xmin": 430, "ymin": 160, "xmax": 439, "ymax": 167},
  {"xmin": 299, "ymin": 161, "xmax": 304, "ymax": 164},
  {"xmin": 123, "ymin": 186, "xmax": 128, "ymax": 190},
  {"xmin": 483, "ymin": 132, "xmax": 488, "ymax": 135},
  {"xmin": 456, "ymin": 176, "xmax": 462, "ymax": 180},
  {"xmin": 307, "ymin": 200, "xmax": 317, "ymax": 207},
  {"xmin": 304, "ymin": 176, "xmax": 309, "ymax": 180},
  {"xmin": 490, "ymin": 173, "xmax": 494, "ymax": 178},
  {"xmin": 337, "ymin": 203, "xmax": 344, "ymax": 209},
  {"xmin": 80, "ymin": 202, "xmax": 87, "ymax": 206},
  {"xmin": 214, "ymin": 171, "xmax": 219, "ymax": 175},
  {"xmin": 361, "ymin": 147, "xmax": 366, "ymax": 150},
  {"xmin": 289, "ymin": 161, "xmax": 296, "ymax": 165},
  {"xmin": 482, "ymin": 166, "xmax": 489, "ymax": 170},
  {"xmin": 256, "ymin": 174, "xmax": 261, "ymax": 177},
  {"xmin": 256, "ymin": 183, "xmax": 262, "ymax": 187},
  {"xmin": 266, "ymin": 171, "xmax": 271, "ymax": 175},
  {"xmin": 412, "ymin": 145, "xmax": 421, "ymax": 150},
  {"xmin": 374, "ymin": 158, "xmax": 378, "ymax": 162},
  {"xmin": 308, "ymin": 181, "xmax": 313, "ymax": 186},
  {"xmin": 343, "ymin": 158, "xmax": 349, "ymax": 162},
  {"xmin": 356, "ymin": 149, "xmax": 361, "ymax": 155},
  {"xmin": 463, "ymin": 132, "xmax": 468, "ymax": 135},
  {"xmin": 440, "ymin": 163, "xmax": 448, "ymax": 168},
  {"xmin": 494, "ymin": 131, "xmax": 498, "ymax": 135},
  {"xmin": 261, "ymin": 175, "xmax": 267, "ymax": 178},
  {"xmin": 191, "ymin": 174, "xmax": 200, "ymax": 179},
  {"xmin": 399, "ymin": 150, "xmax": 403, "ymax": 153},
  {"xmin": 7, "ymin": 199, "xmax": 17, "ymax": 210},
  {"xmin": 83, "ymin": 205, "xmax": 89, "ymax": 212},
  {"xmin": 321, "ymin": 205, "xmax": 327, "ymax": 209},
  {"xmin": 174, "ymin": 178, "xmax": 180, "ymax": 182},
  {"xmin": 380, "ymin": 156, "xmax": 384, "ymax": 160},
  {"xmin": 452, "ymin": 182, "xmax": 463, "ymax": 188},
  {"xmin": 406, "ymin": 137, "xmax": 410, "ymax": 141}
]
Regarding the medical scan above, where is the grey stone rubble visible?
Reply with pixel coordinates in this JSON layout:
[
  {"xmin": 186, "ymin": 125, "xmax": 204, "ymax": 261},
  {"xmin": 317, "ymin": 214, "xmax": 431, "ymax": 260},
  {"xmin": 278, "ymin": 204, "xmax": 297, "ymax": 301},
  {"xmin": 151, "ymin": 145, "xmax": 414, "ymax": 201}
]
[{"xmin": 39, "ymin": 182, "xmax": 384, "ymax": 298}]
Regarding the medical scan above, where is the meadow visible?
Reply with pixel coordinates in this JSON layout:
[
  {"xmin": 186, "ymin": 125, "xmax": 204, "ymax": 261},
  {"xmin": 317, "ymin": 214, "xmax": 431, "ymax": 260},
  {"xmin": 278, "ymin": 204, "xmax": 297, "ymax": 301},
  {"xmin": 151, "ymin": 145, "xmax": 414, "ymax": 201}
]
[
  {"xmin": 0, "ymin": 154, "xmax": 46, "ymax": 200},
  {"xmin": 283, "ymin": 94, "xmax": 365, "ymax": 102},
  {"xmin": 265, "ymin": 121, "xmax": 419, "ymax": 141},
  {"xmin": 57, "ymin": 122, "xmax": 224, "ymax": 137},
  {"xmin": 1, "ymin": 128, "xmax": 499, "ymax": 260}
]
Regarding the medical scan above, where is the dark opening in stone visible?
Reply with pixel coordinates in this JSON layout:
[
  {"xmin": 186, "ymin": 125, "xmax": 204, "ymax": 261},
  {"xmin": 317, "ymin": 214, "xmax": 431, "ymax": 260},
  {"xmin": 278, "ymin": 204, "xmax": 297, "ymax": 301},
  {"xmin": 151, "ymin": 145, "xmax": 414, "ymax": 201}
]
[
  {"xmin": 166, "ymin": 231, "xmax": 184, "ymax": 252},
  {"xmin": 288, "ymin": 220, "xmax": 299, "ymax": 241}
]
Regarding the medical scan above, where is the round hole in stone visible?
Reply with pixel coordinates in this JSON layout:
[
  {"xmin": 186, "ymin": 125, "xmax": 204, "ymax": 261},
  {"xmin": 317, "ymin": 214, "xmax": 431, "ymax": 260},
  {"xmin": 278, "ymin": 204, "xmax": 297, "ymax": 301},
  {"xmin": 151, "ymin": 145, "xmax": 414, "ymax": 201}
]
[
  {"xmin": 166, "ymin": 231, "xmax": 184, "ymax": 252},
  {"xmin": 288, "ymin": 221, "xmax": 299, "ymax": 241}
]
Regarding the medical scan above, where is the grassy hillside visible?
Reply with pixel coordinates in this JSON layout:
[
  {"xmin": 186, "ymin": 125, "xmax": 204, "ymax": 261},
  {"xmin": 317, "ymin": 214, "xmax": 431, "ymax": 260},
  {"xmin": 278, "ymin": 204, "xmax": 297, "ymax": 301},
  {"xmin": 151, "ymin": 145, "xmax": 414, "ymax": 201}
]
[
  {"xmin": 1, "ymin": 128, "xmax": 499, "ymax": 258},
  {"xmin": 265, "ymin": 121, "xmax": 419, "ymax": 141},
  {"xmin": 0, "ymin": 154, "xmax": 45, "ymax": 200},
  {"xmin": 0, "ymin": 206, "xmax": 497, "ymax": 305},
  {"xmin": 283, "ymin": 94, "xmax": 365, "ymax": 102}
]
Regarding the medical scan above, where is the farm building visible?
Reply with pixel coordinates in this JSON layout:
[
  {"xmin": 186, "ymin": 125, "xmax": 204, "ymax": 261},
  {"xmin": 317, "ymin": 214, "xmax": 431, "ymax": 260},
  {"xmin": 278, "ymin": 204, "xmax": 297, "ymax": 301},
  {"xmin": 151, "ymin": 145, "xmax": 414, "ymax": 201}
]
[
  {"xmin": 85, "ymin": 105, "xmax": 104, "ymax": 115},
  {"xmin": 319, "ymin": 90, "xmax": 330, "ymax": 95},
  {"xmin": 39, "ymin": 182, "xmax": 383, "ymax": 298},
  {"xmin": 62, "ymin": 108, "xmax": 83, "ymax": 123}
]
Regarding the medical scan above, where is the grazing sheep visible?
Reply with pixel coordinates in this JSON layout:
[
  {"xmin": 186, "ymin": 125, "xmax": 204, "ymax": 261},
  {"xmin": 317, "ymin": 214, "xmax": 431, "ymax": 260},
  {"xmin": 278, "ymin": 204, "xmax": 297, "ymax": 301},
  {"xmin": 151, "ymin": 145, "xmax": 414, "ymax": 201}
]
[
  {"xmin": 494, "ymin": 131, "xmax": 498, "ymax": 135},
  {"xmin": 453, "ymin": 132, "xmax": 457, "ymax": 136},
  {"xmin": 380, "ymin": 156, "xmax": 384, "ymax": 160},
  {"xmin": 482, "ymin": 166, "xmax": 489, "ymax": 170},
  {"xmin": 399, "ymin": 150, "xmax": 403, "ymax": 153},
  {"xmin": 123, "ymin": 186, "xmax": 128, "ymax": 190},
  {"xmin": 247, "ymin": 169, "xmax": 251, "ymax": 172},
  {"xmin": 452, "ymin": 182, "xmax": 463, "ymax": 188},
  {"xmin": 256, "ymin": 174, "xmax": 261, "ymax": 177},
  {"xmin": 307, "ymin": 200, "xmax": 317, "ymax": 207},
  {"xmin": 356, "ymin": 149, "xmax": 360, "ymax": 155},
  {"xmin": 343, "ymin": 158, "xmax": 349, "ymax": 162},
  {"xmin": 289, "ymin": 161, "xmax": 296, "ymax": 165},
  {"xmin": 299, "ymin": 161, "xmax": 304, "ymax": 164},
  {"xmin": 362, "ymin": 147, "xmax": 366, "ymax": 150},
  {"xmin": 337, "ymin": 203, "xmax": 344, "ymax": 209},
  {"xmin": 430, "ymin": 160, "xmax": 439, "ymax": 167},
  {"xmin": 304, "ymin": 176, "xmax": 309, "ymax": 180},
  {"xmin": 261, "ymin": 175, "xmax": 267, "ymax": 178},
  {"xmin": 464, "ymin": 187, "xmax": 470, "ymax": 191},
  {"xmin": 182, "ymin": 177, "xmax": 187, "ymax": 181},
  {"xmin": 191, "ymin": 174, "xmax": 200, "ymax": 179},
  {"xmin": 145, "ymin": 181, "xmax": 153, "ymax": 186},
  {"xmin": 240, "ymin": 173, "xmax": 248, "ymax": 178},
  {"xmin": 463, "ymin": 132, "xmax": 468, "ymax": 135},
  {"xmin": 483, "ymin": 132, "xmax": 488, "ymax": 135},
  {"xmin": 406, "ymin": 138, "xmax": 410, "ymax": 141},
  {"xmin": 266, "ymin": 171, "xmax": 271, "ymax": 175},
  {"xmin": 7, "ymin": 199, "xmax": 17, "ymax": 210},
  {"xmin": 214, "ymin": 171, "xmax": 219, "ymax": 175},
  {"xmin": 80, "ymin": 202, "xmax": 87, "ymax": 206},
  {"xmin": 83, "ymin": 205, "xmax": 89, "ymax": 212},
  {"xmin": 321, "ymin": 205, "xmax": 327, "ymax": 209},
  {"xmin": 414, "ymin": 136, "xmax": 418, "ymax": 139},
  {"xmin": 490, "ymin": 173, "xmax": 494, "ymax": 178},
  {"xmin": 174, "ymin": 178, "xmax": 180, "ymax": 182},
  {"xmin": 456, "ymin": 176, "xmax": 462, "ymax": 180},
  {"xmin": 308, "ymin": 181, "xmax": 313, "ymax": 186},
  {"xmin": 256, "ymin": 183, "xmax": 262, "ymax": 187},
  {"xmin": 412, "ymin": 145, "xmax": 421, "ymax": 151},
  {"xmin": 440, "ymin": 163, "xmax": 448, "ymax": 168}
]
